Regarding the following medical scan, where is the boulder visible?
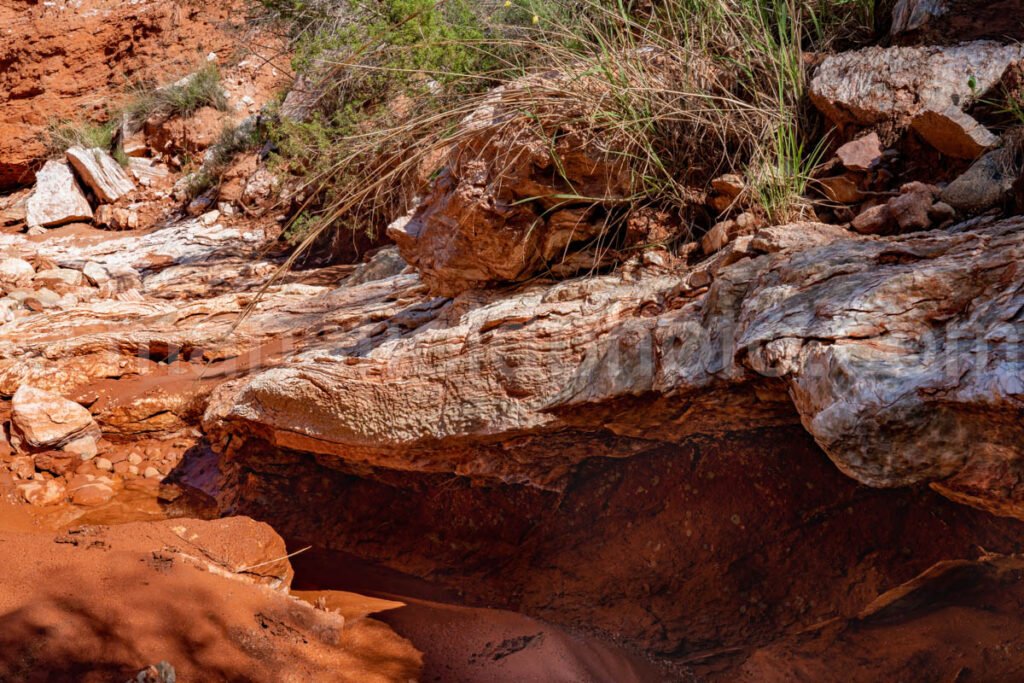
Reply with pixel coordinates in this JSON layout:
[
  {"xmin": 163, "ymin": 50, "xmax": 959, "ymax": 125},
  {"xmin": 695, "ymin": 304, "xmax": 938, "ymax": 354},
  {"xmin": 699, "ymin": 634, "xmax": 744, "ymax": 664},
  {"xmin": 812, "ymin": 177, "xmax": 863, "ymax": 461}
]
[
  {"xmin": 701, "ymin": 212, "xmax": 759, "ymax": 254},
  {"xmin": 22, "ymin": 288, "xmax": 61, "ymax": 310},
  {"xmin": 25, "ymin": 161, "xmax": 93, "ymax": 228},
  {"xmin": 810, "ymin": 42, "xmax": 1024, "ymax": 158},
  {"xmin": 891, "ymin": 0, "xmax": 948, "ymax": 35},
  {"xmin": 941, "ymin": 147, "xmax": 1021, "ymax": 213},
  {"xmin": 851, "ymin": 204, "xmax": 894, "ymax": 235},
  {"xmin": 32, "ymin": 451, "xmax": 76, "ymax": 476},
  {"xmin": 11, "ymin": 385, "xmax": 100, "ymax": 451},
  {"xmin": 0, "ymin": 189, "xmax": 29, "ymax": 225},
  {"xmin": 208, "ymin": 217, "xmax": 1024, "ymax": 517},
  {"xmin": 68, "ymin": 481, "xmax": 115, "ymax": 506},
  {"xmin": 910, "ymin": 106, "xmax": 1000, "ymax": 159},
  {"xmin": 33, "ymin": 268, "xmax": 84, "ymax": 288},
  {"xmin": 65, "ymin": 146, "xmax": 136, "ymax": 203},
  {"xmin": 389, "ymin": 73, "xmax": 634, "ymax": 295},
  {"xmin": 63, "ymin": 434, "xmax": 98, "ymax": 460},
  {"xmin": 345, "ymin": 246, "xmax": 408, "ymax": 286},
  {"xmin": 0, "ymin": 258, "xmax": 34, "ymax": 282}
]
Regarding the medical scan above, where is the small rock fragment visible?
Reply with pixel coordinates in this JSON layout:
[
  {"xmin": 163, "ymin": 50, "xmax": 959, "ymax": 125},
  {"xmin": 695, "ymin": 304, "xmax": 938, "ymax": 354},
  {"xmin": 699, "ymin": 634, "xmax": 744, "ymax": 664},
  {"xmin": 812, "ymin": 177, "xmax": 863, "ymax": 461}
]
[
  {"xmin": 11, "ymin": 385, "xmax": 101, "ymax": 451},
  {"xmin": 836, "ymin": 133, "xmax": 883, "ymax": 171},
  {"xmin": 819, "ymin": 175, "xmax": 865, "ymax": 204},
  {"xmin": 200, "ymin": 209, "xmax": 221, "ymax": 226},
  {"xmin": 851, "ymin": 203, "xmax": 895, "ymax": 235},
  {"xmin": 928, "ymin": 201, "xmax": 956, "ymax": 223},
  {"xmin": 889, "ymin": 182, "xmax": 936, "ymax": 231}
]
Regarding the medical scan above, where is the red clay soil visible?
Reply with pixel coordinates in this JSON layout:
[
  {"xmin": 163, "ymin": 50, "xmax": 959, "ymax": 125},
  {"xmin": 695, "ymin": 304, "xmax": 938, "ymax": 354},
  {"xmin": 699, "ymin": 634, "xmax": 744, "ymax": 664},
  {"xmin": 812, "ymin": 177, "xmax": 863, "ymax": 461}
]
[
  {"xmin": 0, "ymin": 507, "xmax": 421, "ymax": 682},
  {"xmin": 735, "ymin": 556, "xmax": 1024, "ymax": 681},
  {"xmin": 211, "ymin": 424, "xmax": 1024, "ymax": 679},
  {"xmin": 292, "ymin": 548, "xmax": 675, "ymax": 682},
  {"xmin": 0, "ymin": 0, "xmax": 258, "ymax": 189}
]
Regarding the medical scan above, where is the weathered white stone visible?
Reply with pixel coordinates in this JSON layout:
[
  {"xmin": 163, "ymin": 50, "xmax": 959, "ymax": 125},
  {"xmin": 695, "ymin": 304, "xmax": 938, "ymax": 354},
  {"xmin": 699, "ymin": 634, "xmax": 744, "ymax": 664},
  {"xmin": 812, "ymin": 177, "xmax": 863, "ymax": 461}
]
[
  {"xmin": 34, "ymin": 267, "xmax": 83, "ymax": 287},
  {"xmin": 66, "ymin": 146, "xmax": 136, "ymax": 203},
  {"xmin": 11, "ymin": 384, "xmax": 100, "ymax": 450},
  {"xmin": 205, "ymin": 218, "xmax": 1024, "ymax": 520},
  {"xmin": 25, "ymin": 160, "xmax": 93, "ymax": 228},
  {"xmin": 0, "ymin": 258, "xmax": 34, "ymax": 281}
]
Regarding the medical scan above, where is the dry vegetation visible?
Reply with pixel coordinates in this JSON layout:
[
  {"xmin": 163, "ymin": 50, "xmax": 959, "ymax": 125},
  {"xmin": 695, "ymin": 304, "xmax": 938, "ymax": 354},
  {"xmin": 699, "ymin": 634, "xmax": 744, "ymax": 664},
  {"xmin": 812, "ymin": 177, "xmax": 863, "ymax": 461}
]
[{"xmin": 255, "ymin": 0, "xmax": 885, "ymax": 263}]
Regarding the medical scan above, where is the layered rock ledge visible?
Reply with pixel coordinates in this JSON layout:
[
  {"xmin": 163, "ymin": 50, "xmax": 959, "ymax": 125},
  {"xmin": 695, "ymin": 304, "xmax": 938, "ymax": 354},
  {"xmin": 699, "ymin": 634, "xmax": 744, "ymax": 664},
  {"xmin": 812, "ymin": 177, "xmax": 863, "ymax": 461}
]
[{"xmin": 205, "ymin": 217, "xmax": 1023, "ymax": 516}]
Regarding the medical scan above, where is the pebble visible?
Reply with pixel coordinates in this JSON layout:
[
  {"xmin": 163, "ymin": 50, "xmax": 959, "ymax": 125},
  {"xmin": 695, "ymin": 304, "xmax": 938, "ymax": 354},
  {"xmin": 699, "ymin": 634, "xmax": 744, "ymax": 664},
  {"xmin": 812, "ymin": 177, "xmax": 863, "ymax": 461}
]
[
  {"xmin": 143, "ymin": 466, "xmax": 162, "ymax": 480},
  {"xmin": 128, "ymin": 452, "xmax": 143, "ymax": 465},
  {"xmin": 63, "ymin": 435, "xmax": 98, "ymax": 460},
  {"xmin": 70, "ymin": 482, "xmax": 115, "ymax": 507},
  {"xmin": 95, "ymin": 457, "xmax": 113, "ymax": 471},
  {"xmin": 128, "ymin": 465, "xmax": 140, "ymax": 475}
]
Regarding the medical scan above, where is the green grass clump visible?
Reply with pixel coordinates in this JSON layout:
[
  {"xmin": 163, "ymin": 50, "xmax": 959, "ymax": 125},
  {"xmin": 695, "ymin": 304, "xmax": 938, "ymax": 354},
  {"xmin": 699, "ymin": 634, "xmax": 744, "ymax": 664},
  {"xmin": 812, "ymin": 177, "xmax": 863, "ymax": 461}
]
[
  {"xmin": 258, "ymin": 0, "xmax": 886, "ymax": 256},
  {"xmin": 43, "ymin": 64, "xmax": 232, "ymax": 166},
  {"xmin": 124, "ymin": 64, "xmax": 230, "ymax": 126},
  {"xmin": 45, "ymin": 119, "xmax": 117, "ymax": 155}
]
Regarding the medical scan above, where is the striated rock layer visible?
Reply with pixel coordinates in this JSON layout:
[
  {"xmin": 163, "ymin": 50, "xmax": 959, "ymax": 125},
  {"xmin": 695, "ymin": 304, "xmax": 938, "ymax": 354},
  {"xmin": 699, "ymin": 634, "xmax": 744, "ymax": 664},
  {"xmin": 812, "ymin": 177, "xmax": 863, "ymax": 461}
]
[{"xmin": 208, "ymin": 218, "xmax": 1024, "ymax": 517}]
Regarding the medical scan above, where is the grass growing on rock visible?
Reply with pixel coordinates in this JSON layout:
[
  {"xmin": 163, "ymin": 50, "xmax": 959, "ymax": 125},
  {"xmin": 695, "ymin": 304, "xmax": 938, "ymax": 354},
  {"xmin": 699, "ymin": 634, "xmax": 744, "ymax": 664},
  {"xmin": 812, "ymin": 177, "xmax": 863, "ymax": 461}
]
[
  {"xmin": 44, "ymin": 119, "xmax": 121, "ymax": 159},
  {"xmin": 42, "ymin": 64, "xmax": 231, "ymax": 166},
  {"xmin": 186, "ymin": 120, "xmax": 265, "ymax": 198},
  {"xmin": 260, "ymin": 0, "xmax": 886, "ymax": 260},
  {"xmin": 123, "ymin": 64, "xmax": 230, "ymax": 126}
]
